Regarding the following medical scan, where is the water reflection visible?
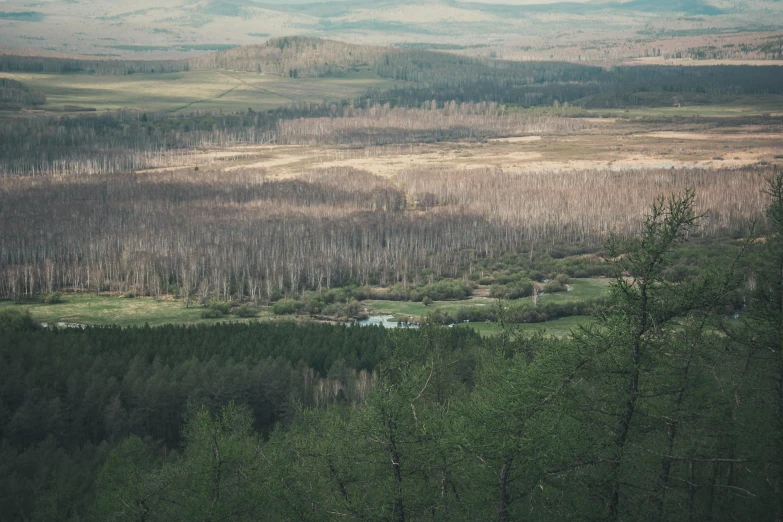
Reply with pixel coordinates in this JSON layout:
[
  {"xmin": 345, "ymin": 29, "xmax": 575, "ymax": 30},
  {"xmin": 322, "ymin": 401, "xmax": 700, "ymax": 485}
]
[{"xmin": 355, "ymin": 315, "xmax": 419, "ymax": 329}]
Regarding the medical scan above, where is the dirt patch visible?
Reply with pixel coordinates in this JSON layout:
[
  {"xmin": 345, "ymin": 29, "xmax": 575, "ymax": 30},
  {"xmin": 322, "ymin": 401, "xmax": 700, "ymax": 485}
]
[
  {"xmin": 624, "ymin": 58, "xmax": 783, "ymax": 67},
  {"xmin": 488, "ymin": 135, "xmax": 543, "ymax": 143}
]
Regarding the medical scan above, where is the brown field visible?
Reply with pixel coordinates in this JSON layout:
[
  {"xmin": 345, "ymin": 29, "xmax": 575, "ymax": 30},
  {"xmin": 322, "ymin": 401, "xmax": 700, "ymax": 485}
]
[
  {"xmin": 625, "ymin": 58, "xmax": 783, "ymax": 67},
  {"xmin": 134, "ymin": 118, "xmax": 783, "ymax": 179}
]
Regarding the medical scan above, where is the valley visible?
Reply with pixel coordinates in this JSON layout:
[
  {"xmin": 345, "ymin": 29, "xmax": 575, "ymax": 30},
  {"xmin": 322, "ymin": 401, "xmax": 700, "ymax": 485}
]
[{"xmin": 2, "ymin": 14, "xmax": 783, "ymax": 520}]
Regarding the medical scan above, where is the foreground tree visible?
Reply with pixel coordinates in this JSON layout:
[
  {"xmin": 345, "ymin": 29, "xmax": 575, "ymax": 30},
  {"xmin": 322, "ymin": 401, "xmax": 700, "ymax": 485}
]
[{"xmin": 568, "ymin": 190, "xmax": 752, "ymax": 520}]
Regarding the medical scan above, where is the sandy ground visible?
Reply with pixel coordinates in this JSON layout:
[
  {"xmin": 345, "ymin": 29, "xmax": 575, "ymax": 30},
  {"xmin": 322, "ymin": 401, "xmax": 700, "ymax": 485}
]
[
  {"xmin": 488, "ymin": 136, "xmax": 543, "ymax": 143},
  {"xmin": 641, "ymin": 132, "xmax": 783, "ymax": 141},
  {"xmin": 625, "ymin": 58, "xmax": 783, "ymax": 67}
]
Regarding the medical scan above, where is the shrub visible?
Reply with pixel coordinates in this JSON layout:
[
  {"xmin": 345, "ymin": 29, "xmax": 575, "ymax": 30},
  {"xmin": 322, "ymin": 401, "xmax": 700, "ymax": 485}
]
[
  {"xmin": 422, "ymin": 296, "xmax": 434, "ymax": 306},
  {"xmin": 202, "ymin": 300, "xmax": 232, "ymax": 318},
  {"xmin": 272, "ymin": 299, "xmax": 301, "ymax": 315},
  {"xmin": 490, "ymin": 280, "xmax": 534, "ymax": 299},
  {"xmin": 44, "ymin": 292, "xmax": 63, "ymax": 304},
  {"xmin": 232, "ymin": 305, "xmax": 259, "ymax": 318},
  {"xmin": 543, "ymin": 280, "xmax": 566, "ymax": 294},
  {"xmin": 201, "ymin": 307, "xmax": 224, "ymax": 319}
]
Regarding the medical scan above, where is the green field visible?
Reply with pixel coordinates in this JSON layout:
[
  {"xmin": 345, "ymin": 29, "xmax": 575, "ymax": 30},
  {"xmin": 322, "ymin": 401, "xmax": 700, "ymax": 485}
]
[
  {"xmin": 0, "ymin": 294, "xmax": 270, "ymax": 327},
  {"xmin": 363, "ymin": 278, "xmax": 611, "ymax": 320},
  {"xmin": 0, "ymin": 278, "xmax": 610, "ymax": 332},
  {"xmin": 0, "ymin": 68, "xmax": 402, "ymax": 114}
]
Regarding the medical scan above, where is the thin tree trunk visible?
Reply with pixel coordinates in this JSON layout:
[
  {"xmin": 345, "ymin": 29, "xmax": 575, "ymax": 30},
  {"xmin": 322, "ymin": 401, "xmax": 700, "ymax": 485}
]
[
  {"xmin": 608, "ymin": 283, "xmax": 647, "ymax": 519},
  {"xmin": 497, "ymin": 455, "xmax": 512, "ymax": 522},
  {"xmin": 658, "ymin": 324, "xmax": 700, "ymax": 519},
  {"xmin": 387, "ymin": 415, "xmax": 405, "ymax": 522}
]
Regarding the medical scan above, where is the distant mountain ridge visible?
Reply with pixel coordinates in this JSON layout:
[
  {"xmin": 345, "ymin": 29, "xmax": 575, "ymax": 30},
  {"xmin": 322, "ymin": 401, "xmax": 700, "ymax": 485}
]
[{"xmin": 0, "ymin": 0, "xmax": 778, "ymax": 61}]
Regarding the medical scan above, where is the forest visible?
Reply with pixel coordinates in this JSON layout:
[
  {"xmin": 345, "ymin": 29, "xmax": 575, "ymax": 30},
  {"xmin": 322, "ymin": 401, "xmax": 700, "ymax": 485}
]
[
  {"xmin": 0, "ymin": 163, "xmax": 770, "ymax": 301},
  {"xmin": 2, "ymin": 180, "xmax": 783, "ymax": 520}
]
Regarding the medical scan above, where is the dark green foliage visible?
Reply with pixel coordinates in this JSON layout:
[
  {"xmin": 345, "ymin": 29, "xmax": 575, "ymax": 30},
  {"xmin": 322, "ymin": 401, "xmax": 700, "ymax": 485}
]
[
  {"xmin": 231, "ymin": 304, "xmax": 259, "ymax": 318},
  {"xmin": 0, "ymin": 320, "xmax": 482, "ymax": 519},
  {"xmin": 0, "ymin": 77, "xmax": 46, "ymax": 110},
  {"xmin": 201, "ymin": 300, "xmax": 231, "ymax": 318},
  {"xmin": 272, "ymin": 298, "xmax": 302, "ymax": 315},
  {"xmin": 0, "ymin": 308, "xmax": 38, "ymax": 332},
  {"xmin": 43, "ymin": 291, "xmax": 63, "ymax": 304}
]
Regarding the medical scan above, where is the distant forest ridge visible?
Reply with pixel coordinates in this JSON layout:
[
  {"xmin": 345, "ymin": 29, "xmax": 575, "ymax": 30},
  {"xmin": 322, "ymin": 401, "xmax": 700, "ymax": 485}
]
[{"xmin": 0, "ymin": 36, "xmax": 485, "ymax": 77}]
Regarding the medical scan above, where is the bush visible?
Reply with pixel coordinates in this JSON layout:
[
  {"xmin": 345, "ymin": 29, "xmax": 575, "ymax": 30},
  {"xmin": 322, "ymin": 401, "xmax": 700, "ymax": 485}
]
[
  {"xmin": 272, "ymin": 299, "xmax": 301, "ymax": 315},
  {"xmin": 422, "ymin": 296, "xmax": 433, "ymax": 306},
  {"xmin": 232, "ymin": 305, "xmax": 259, "ymax": 318},
  {"xmin": 201, "ymin": 307, "xmax": 224, "ymax": 319},
  {"xmin": 490, "ymin": 280, "xmax": 534, "ymax": 299},
  {"xmin": 543, "ymin": 280, "xmax": 566, "ymax": 294},
  {"xmin": 413, "ymin": 280, "xmax": 473, "ymax": 302},
  {"xmin": 44, "ymin": 292, "xmax": 63, "ymax": 304},
  {"xmin": 202, "ymin": 300, "xmax": 232, "ymax": 318}
]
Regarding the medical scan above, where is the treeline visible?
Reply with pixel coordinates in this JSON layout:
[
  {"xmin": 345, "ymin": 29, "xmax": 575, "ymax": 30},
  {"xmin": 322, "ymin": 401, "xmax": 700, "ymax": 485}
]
[
  {"xmin": 3, "ymin": 183, "xmax": 783, "ymax": 520},
  {"xmin": 277, "ymin": 101, "xmax": 589, "ymax": 146},
  {"xmin": 685, "ymin": 37, "xmax": 783, "ymax": 61},
  {"xmin": 0, "ymin": 78, "xmax": 45, "ymax": 110},
  {"xmin": 368, "ymin": 62, "xmax": 783, "ymax": 108},
  {"xmin": 0, "ymin": 107, "xmax": 280, "ymax": 176},
  {"xmin": 190, "ymin": 36, "xmax": 391, "ymax": 77},
  {"xmin": 0, "ymin": 53, "xmax": 188, "ymax": 75},
  {"xmin": 0, "ymin": 166, "xmax": 770, "ymax": 300}
]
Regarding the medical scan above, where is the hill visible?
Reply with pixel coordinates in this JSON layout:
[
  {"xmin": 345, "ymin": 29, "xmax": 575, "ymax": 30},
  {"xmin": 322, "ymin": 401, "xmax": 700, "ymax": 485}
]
[{"xmin": 0, "ymin": 0, "xmax": 780, "ymax": 65}]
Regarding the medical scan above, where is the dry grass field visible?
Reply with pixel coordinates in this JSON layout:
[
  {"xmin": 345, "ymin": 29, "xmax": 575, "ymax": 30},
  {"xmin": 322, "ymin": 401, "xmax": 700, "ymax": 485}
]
[{"xmin": 137, "ymin": 116, "xmax": 783, "ymax": 178}]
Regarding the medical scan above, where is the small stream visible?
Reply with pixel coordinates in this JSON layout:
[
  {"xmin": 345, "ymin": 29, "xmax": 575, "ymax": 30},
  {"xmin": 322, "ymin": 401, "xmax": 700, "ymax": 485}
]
[{"xmin": 354, "ymin": 315, "xmax": 419, "ymax": 329}]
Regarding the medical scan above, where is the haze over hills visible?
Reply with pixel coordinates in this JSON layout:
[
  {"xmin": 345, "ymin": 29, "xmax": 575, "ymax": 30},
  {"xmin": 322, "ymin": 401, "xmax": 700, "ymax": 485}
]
[{"xmin": 0, "ymin": 0, "xmax": 781, "ymax": 62}]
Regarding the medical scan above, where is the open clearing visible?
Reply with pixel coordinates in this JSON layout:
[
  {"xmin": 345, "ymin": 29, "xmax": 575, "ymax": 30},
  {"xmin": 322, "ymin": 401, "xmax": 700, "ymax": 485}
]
[
  {"xmin": 0, "ymin": 278, "xmax": 610, "ymax": 332},
  {"xmin": 0, "ymin": 69, "xmax": 402, "ymax": 113},
  {"xmin": 138, "ymin": 116, "xmax": 783, "ymax": 179},
  {"xmin": 0, "ymin": 294, "xmax": 269, "ymax": 327}
]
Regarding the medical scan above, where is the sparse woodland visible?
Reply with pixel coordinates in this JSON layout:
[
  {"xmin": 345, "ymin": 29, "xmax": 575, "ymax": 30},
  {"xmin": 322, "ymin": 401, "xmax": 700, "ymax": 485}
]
[{"xmin": 0, "ymin": 164, "xmax": 771, "ymax": 300}]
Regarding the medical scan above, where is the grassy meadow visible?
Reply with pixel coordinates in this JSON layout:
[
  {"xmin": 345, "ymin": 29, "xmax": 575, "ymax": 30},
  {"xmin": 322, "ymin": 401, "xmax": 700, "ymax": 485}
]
[
  {"xmin": 0, "ymin": 278, "xmax": 611, "ymax": 334},
  {"xmin": 0, "ymin": 68, "xmax": 401, "ymax": 113},
  {"xmin": 363, "ymin": 278, "xmax": 611, "ymax": 320},
  {"xmin": 0, "ymin": 294, "xmax": 269, "ymax": 327}
]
